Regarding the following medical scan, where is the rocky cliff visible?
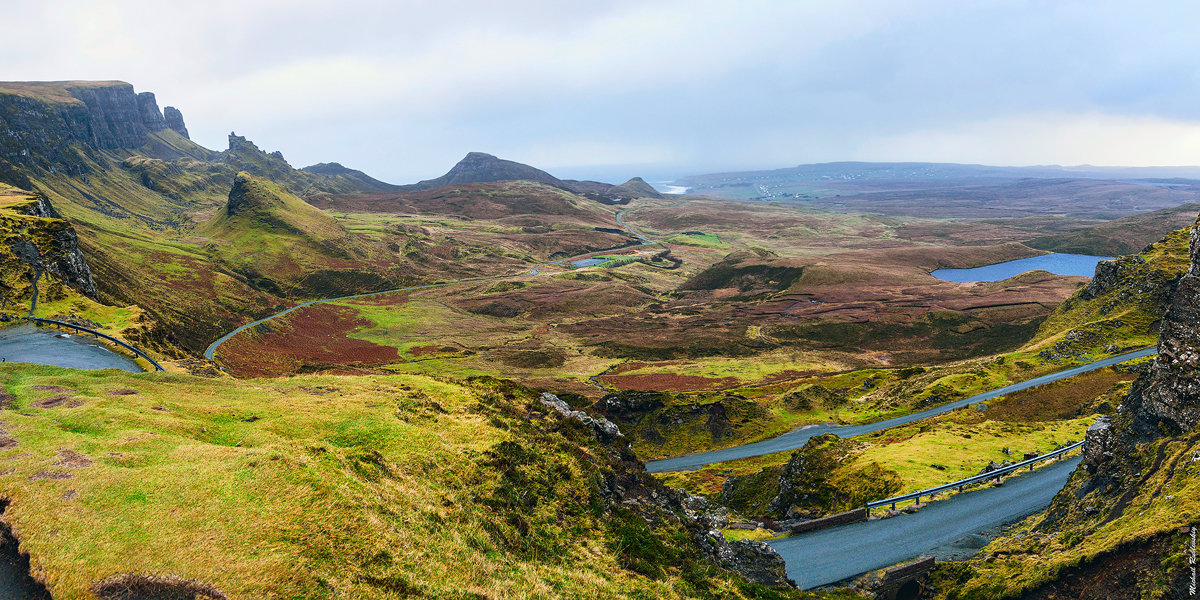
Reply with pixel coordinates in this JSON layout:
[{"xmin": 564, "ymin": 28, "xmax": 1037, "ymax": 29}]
[
  {"xmin": 1079, "ymin": 217, "xmax": 1200, "ymax": 483},
  {"xmin": 0, "ymin": 81, "xmax": 188, "ymax": 182},
  {"xmin": 0, "ymin": 185, "xmax": 97, "ymax": 310}
]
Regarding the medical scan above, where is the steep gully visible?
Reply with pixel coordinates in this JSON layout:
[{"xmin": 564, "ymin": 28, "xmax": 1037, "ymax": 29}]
[{"xmin": 204, "ymin": 209, "xmax": 1146, "ymax": 588}]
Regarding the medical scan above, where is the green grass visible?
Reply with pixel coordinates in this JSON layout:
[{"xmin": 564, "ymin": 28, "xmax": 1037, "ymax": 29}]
[
  {"xmin": 0, "ymin": 364, "xmax": 826, "ymax": 600},
  {"xmin": 666, "ymin": 233, "xmax": 730, "ymax": 249}
]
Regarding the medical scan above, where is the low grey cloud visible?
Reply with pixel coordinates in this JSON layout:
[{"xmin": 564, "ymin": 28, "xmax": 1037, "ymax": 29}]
[{"xmin": 5, "ymin": 0, "xmax": 1200, "ymax": 182}]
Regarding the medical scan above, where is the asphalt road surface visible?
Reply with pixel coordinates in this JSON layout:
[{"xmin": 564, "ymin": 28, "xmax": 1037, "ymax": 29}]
[
  {"xmin": 646, "ymin": 348, "xmax": 1153, "ymax": 472},
  {"xmin": 768, "ymin": 456, "xmax": 1082, "ymax": 589}
]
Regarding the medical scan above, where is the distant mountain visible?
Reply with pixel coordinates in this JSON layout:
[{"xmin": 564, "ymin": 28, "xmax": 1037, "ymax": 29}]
[
  {"xmin": 408, "ymin": 152, "xmax": 563, "ymax": 190},
  {"xmin": 406, "ymin": 152, "xmax": 661, "ymax": 204},
  {"xmin": 678, "ymin": 161, "xmax": 1200, "ymax": 189},
  {"xmin": 606, "ymin": 177, "xmax": 663, "ymax": 200},
  {"xmin": 302, "ymin": 162, "xmax": 400, "ymax": 192}
]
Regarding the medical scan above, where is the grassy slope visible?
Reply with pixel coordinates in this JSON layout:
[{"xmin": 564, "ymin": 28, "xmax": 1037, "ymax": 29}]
[
  {"xmin": 1027, "ymin": 202, "xmax": 1200, "ymax": 256},
  {"xmin": 0, "ymin": 364, "xmax": 843, "ymax": 600}
]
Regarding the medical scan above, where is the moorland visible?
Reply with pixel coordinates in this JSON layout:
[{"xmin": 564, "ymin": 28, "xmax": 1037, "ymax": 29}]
[{"xmin": 0, "ymin": 80, "xmax": 1196, "ymax": 598}]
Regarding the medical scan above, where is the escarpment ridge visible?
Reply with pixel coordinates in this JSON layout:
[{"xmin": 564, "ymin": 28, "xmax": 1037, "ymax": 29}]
[{"xmin": 0, "ymin": 81, "xmax": 192, "ymax": 180}]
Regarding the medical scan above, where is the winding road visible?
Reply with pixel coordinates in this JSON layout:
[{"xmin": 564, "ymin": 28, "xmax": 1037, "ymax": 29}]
[
  {"xmin": 645, "ymin": 347, "xmax": 1154, "ymax": 472},
  {"xmin": 769, "ymin": 455, "xmax": 1082, "ymax": 589}
]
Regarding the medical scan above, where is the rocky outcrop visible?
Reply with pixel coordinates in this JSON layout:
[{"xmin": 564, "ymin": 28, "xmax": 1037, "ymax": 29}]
[
  {"xmin": 694, "ymin": 528, "xmax": 793, "ymax": 588},
  {"xmin": 1121, "ymin": 224, "xmax": 1200, "ymax": 439},
  {"xmin": 0, "ymin": 190, "xmax": 97, "ymax": 308},
  {"xmin": 1060, "ymin": 214, "xmax": 1200, "ymax": 500},
  {"xmin": 594, "ymin": 390, "xmax": 670, "ymax": 421},
  {"xmin": 11, "ymin": 195, "xmax": 97, "ymax": 299},
  {"xmin": 163, "ymin": 106, "xmax": 189, "ymax": 139},
  {"xmin": 539, "ymin": 393, "xmax": 623, "ymax": 444},
  {"xmin": 538, "ymin": 392, "xmax": 792, "ymax": 587},
  {"xmin": 1082, "ymin": 416, "xmax": 1113, "ymax": 471}
]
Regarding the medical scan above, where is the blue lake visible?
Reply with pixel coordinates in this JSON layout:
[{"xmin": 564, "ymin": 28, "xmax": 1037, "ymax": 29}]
[
  {"xmin": 931, "ymin": 253, "xmax": 1114, "ymax": 283},
  {"xmin": 571, "ymin": 258, "xmax": 608, "ymax": 267}
]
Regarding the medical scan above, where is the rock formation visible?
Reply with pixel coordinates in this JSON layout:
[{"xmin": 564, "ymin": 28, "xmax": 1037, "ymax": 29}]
[
  {"xmin": 136, "ymin": 92, "xmax": 167, "ymax": 131},
  {"xmin": 163, "ymin": 106, "xmax": 189, "ymax": 139},
  {"xmin": 0, "ymin": 189, "xmax": 97, "ymax": 307}
]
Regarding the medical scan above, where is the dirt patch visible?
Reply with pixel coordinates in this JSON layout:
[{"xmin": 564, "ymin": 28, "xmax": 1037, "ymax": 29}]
[
  {"xmin": 0, "ymin": 392, "xmax": 13, "ymax": 409},
  {"xmin": 601, "ymin": 372, "xmax": 741, "ymax": 392},
  {"xmin": 0, "ymin": 438, "xmax": 17, "ymax": 450},
  {"xmin": 54, "ymin": 449, "xmax": 93, "ymax": 468},
  {"xmin": 92, "ymin": 573, "xmax": 228, "ymax": 600},
  {"xmin": 28, "ymin": 471, "xmax": 72, "ymax": 481},
  {"xmin": 33, "ymin": 395, "xmax": 72, "ymax": 409},
  {"xmin": 108, "ymin": 389, "xmax": 139, "ymax": 396}
]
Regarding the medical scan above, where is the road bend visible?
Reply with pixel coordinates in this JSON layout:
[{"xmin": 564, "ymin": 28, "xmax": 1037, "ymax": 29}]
[{"xmin": 768, "ymin": 455, "xmax": 1081, "ymax": 589}]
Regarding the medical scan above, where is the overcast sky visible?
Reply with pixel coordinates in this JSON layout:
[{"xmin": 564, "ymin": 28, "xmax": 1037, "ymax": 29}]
[{"xmin": 6, "ymin": 0, "xmax": 1200, "ymax": 183}]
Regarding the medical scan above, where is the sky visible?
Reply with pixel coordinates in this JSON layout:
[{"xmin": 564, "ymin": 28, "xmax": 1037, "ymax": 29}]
[{"xmin": 6, "ymin": 0, "xmax": 1200, "ymax": 183}]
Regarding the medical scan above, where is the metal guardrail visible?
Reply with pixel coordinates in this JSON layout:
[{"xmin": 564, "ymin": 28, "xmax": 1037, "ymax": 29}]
[
  {"xmin": 26, "ymin": 317, "xmax": 166, "ymax": 372},
  {"xmin": 866, "ymin": 440, "xmax": 1084, "ymax": 512}
]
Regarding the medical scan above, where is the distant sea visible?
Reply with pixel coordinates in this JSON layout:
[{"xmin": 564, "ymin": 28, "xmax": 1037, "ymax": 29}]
[{"xmin": 651, "ymin": 182, "xmax": 691, "ymax": 195}]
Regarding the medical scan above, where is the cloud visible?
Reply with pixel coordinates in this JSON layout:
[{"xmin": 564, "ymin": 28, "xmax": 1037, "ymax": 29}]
[
  {"xmin": 7, "ymin": 0, "xmax": 1200, "ymax": 180},
  {"xmin": 862, "ymin": 112, "xmax": 1200, "ymax": 167}
]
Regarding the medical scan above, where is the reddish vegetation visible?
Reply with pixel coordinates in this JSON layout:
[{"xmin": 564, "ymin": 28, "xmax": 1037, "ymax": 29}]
[
  {"xmin": 218, "ymin": 303, "xmax": 400, "ymax": 378},
  {"xmin": 600, "ymin": 373, "xmax": 741, "ymax": 392}
]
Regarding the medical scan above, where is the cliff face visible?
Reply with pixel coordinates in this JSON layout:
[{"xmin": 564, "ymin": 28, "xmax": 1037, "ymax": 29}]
[{"xmin": 0, "ymin": 81, "xmax": 189, "ymax": 181}]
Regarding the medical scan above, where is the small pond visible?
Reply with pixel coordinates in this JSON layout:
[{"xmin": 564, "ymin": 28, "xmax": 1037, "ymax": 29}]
[
  {"xmin": 0, "ymin": 323, "xmax": 142, "ymax": 372},
  {"xmin": 571, "ymin": 258, "xmax": 608, "ymax": 267},
  {"xmin": 931, "ymin": 253, "xmax": 1114, "ymax": 283}
]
